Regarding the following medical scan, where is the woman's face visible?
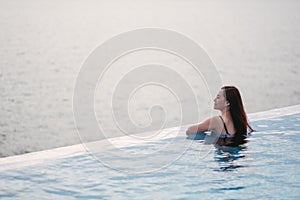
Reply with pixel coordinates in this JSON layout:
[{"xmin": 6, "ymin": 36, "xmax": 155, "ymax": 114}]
[{"xmin": 213, "ymin": 89, "xmax": 228, "ymax": 110}]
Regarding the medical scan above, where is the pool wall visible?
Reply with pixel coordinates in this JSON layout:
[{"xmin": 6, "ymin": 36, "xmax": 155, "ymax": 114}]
[{"xmin": 1, "ymin": 104, "xmax": 300, "ymax": 172}]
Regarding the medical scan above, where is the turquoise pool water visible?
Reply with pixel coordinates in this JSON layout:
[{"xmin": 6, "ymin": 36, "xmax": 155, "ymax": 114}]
[{"xmin": 1, "ymin": 113, "xmax": 300, "ymax": 199}]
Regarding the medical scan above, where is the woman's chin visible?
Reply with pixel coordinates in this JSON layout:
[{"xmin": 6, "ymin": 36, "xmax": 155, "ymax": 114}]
[{"xmin": 213, "ymin": 106, "xmax": 220, "ymax": 111}]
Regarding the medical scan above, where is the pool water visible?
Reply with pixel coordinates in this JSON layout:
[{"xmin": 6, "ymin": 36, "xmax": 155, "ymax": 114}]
[{"xmin": 1, "ymin": 113, "xmax": 300, "ymax": 199}]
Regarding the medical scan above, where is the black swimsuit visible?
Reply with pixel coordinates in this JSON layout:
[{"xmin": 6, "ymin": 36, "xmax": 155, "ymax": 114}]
[
  {"xmin": 219, "ymin": 116, "xmax": 232, "ymax": 137},
  {"xmin": 217, "ymin": 116, "xmax": 250, "ymax": 146},
  {"xmin": 218, "ymin": 116, "xmax": 236, "ymax": 146}
]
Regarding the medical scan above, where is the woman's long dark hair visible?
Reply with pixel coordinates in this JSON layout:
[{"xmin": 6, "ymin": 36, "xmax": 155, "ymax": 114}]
[{"xmin": 222, "ymin": 86, "xmax": 254, "ymax": 145}]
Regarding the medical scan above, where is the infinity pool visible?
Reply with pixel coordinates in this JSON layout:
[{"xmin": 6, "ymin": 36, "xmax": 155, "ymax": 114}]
[{"xmin": 1, "ymin": 108, "xmax": 300, "ymax": 199}]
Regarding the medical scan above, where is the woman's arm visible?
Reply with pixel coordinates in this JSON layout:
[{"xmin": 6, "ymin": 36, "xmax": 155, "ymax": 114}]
[{"xmin": 186, "ymin": 117, "xmax": 219, "ymax": 134}]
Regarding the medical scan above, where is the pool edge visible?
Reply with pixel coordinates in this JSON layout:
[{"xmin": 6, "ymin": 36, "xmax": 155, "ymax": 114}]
[{"xmin": 1, "ymin": 104, "xmax": 300, "ymax": 171}]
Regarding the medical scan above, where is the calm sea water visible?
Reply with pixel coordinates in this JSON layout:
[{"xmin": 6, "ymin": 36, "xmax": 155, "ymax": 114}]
[
  {"xmin": 0, "ymin": 113, "xmax": 299, "ymax": 199},
  {"xmin": 1, "ymin": 0, "xmax": 300, "ymax": 157}
]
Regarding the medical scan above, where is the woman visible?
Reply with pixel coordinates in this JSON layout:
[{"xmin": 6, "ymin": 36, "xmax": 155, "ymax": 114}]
[{"xmin": 186, "ymin": 86, "xmax": 254, "ymax": 146}]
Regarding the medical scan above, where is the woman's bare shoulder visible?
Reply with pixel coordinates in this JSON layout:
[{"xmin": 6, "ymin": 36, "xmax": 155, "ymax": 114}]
[
  {"xmin": 207, "ymin": 116, "xmax": 222, "ymax": 124},
  {"xmin": 207, "ymin": 116, "xmax": 223, "ymax": 131}
]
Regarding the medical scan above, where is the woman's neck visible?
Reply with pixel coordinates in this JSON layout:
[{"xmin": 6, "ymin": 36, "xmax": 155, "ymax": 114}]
[{"xmin": 221, "ymin": 109, "xmax": 231, "ymax": 121}]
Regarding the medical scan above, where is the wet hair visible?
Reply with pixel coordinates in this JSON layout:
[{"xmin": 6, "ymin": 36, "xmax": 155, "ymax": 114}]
[{"xmin": 222, "ymin": 86, "xmax": 254, "ymax": 146}]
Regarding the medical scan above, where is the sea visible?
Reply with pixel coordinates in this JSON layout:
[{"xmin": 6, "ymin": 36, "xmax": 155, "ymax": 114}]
[{"xmin": 1, "ymin": 0, "xmax": 300, "ymax": 157}]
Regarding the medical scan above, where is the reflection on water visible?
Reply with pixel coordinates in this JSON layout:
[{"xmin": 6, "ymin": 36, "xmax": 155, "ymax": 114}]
[{"xmin": 214, "ymin": 145, "xmax": 248, "ymax": 171}]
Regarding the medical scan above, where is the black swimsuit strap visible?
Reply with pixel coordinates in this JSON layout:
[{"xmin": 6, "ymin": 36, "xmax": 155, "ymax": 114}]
[{"xmin": 219, "ymin": 116, "xmax": 229, "ymax": 134}]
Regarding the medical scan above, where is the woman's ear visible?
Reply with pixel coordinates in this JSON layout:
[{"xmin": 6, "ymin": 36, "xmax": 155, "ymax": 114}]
[{"xmin": 226, "ymin": 101, "xmax": 230, "ymax": 106}]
